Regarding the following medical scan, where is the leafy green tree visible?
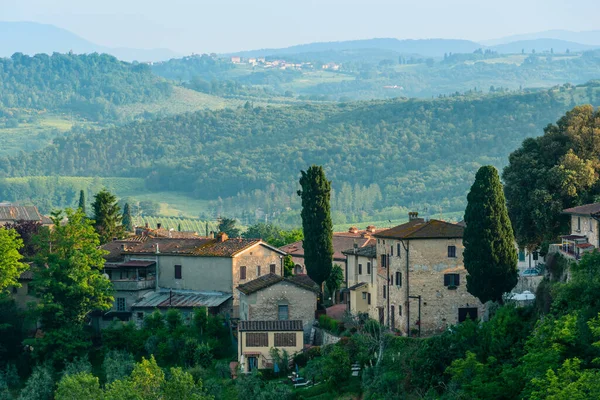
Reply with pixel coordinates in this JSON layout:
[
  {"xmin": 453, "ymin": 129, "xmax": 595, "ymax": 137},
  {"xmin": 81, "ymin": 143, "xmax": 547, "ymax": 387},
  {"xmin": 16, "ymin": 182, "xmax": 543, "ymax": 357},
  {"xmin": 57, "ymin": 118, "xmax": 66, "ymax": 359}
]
[
  {"xmin": 326, "ymin": 264, "xmax": 344, "ymax": 303},
  {"xmin": 218, "ymin": 217, "xmax": 240, "ymax": 238},
  {"xmin": 0, "ymin": 227, "xmax": 27, "ymax": 292},
  {"xmin": 298, "ymin": 165, "xmax": 333, "ymax": 291},
  {"xmin": 163, "ymin": 367, "xmax": 212, "ymax": 400},
  {"xmin": 33, "ymin": 208, "xmax": 113, "ymax": 328},
  {"xmin": 130, "ymin": 356, "xmax": 164, "ymax": 400},
  {"xmin": 122, "ymin": 203, "xmax": 133, "ymax": 232},
  {"xmin": 78, "ymin": 190, "xmax": 86, "ymax": 214},
  {"xmin": 55, "ymin": 372, "xmax": 103, "ymax": 400},
  {"xmin": 283, "ymin": 255, "xmax": 295, "ymax": 277},
  {"xmin": 91, "ymin": 189, "xmax": 124, "ymax": 244},
  {"xmin": 464, "ymin": 166, "xmax": 518, "ymax": 304},
  {"xmin": 103, "ymin": 350, "xmax": 135, "ymax": 384},
  {"xmin": 529, "ymin": 358, "xmax": 600, "ymax": 399}
]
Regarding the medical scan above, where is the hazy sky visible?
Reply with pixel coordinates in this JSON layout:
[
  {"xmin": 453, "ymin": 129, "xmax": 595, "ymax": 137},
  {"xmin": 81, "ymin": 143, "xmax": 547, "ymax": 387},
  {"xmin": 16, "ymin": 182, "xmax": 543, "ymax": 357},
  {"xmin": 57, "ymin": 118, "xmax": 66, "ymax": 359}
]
[{"xmin": 2, "ymin": 0, "xmax": 599, "ymax": 54}]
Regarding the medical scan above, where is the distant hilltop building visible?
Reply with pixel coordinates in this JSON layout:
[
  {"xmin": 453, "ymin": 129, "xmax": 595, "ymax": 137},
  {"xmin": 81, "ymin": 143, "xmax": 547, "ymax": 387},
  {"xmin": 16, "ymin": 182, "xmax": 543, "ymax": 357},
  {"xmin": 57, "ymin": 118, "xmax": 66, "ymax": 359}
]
[{"xmin": 0, "ymin": 203, "xmax": 52, "ymax": 226}]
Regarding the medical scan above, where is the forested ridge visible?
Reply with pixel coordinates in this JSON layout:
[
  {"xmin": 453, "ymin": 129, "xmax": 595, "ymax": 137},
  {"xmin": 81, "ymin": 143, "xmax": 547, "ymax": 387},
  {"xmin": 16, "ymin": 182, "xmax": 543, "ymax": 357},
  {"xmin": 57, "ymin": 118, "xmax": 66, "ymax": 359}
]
[
  {"xmin": 2, "ymin": 83, "xmax": 599, "ymax": 217},
  {"xmin": 0, "ymin": 52, "xmax": 172, "ymax": 118}
]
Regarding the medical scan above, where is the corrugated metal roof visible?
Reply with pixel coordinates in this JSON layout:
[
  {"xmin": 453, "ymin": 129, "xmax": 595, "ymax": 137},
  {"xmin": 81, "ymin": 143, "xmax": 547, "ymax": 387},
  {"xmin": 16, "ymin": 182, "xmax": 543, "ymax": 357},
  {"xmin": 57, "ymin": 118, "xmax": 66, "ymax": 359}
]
[
  {"xmin": 238, "ymin": 320, "xmax": 303, "ymax": 331},
  {"xmin": 131, "ymin": 290, "xmax": 232, "ymax": 309},
  {"xmin": 0, "ymin": 205, "xmax": 43, "ymax": 222}
]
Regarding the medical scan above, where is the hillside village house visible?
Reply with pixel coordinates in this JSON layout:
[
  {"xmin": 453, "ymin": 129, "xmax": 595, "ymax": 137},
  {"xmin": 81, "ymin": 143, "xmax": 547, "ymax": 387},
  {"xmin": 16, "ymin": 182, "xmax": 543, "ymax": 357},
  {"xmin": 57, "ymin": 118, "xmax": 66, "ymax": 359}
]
[
  {"xmin": 99, "ymin": 232, "xmax": 287, "ymax": 325},
  {"xmin": 341, "ymin": 245, "xmax": 378, "ymax": 321},
  {"xmin": 551, "ymin": 203, "xmax": 600, "ymax": 260},
  {"xmin": 237, "ymin": 273, "xmax": 319, "ymax": 334},
  {"xmin": 238, "ymin": 320, "xmax": 304, "ymax": 373},
  {"xmin": 10, "ymin": 268, "xmax": 36, "ymax": 310},
  {"xmin": 374, "ymin": 212, "xmax": 483, "ymax": 336},
  {"xmin": 280, "ymin": 226, "xmax": 380, "ymax": 295}
]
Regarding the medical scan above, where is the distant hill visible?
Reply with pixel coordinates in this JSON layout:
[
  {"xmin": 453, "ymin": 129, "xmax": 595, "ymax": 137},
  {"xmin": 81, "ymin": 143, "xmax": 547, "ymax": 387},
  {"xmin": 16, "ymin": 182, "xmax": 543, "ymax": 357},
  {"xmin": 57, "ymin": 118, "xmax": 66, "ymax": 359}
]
[
  {"xmin": 489, "ymin": 39, "xmax": 598, "ymax": 54},
  {"xmin": 483, "ymin": 30, "xmax": 600, "ymax": 46},
  {"xmin": 0, "ymin": 21, "xmax": 180, "ymax": 62},
  {"xmin": 228, "ymin": 38, "xmax": 484, "ymax": 58},
  {"xmin": 2, "ymin": 83, "xmax": 599, "ymax": 218}
]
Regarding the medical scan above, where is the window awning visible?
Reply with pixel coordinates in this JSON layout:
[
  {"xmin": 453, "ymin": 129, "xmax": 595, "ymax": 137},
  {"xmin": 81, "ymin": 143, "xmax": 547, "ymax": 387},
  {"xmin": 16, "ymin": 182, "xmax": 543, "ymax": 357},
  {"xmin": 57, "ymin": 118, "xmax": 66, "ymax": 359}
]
[{"xmin": 115, "ymin": 260, "xmax": 156, "ymax": 268}]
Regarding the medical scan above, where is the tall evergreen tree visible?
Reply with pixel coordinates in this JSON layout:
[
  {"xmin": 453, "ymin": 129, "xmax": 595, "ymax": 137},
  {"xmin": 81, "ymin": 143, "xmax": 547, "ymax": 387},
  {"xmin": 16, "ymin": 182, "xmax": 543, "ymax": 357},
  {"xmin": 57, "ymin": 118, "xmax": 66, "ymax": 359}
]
[
  {"xmin": 298, "ymin": 165, "xmax": 333, "ymax": 292},
  {"xmin": 122, "ymin": 203, "xmax": 133, "ymax": 232},
  {"xmin": 464, "ymin": 166, "xmax": 518, "ymax": 304},
  {"xmin": 91, "ymin": 189, "xmax": 124, "ymax": 244},
  {"xmin": 78, "ymin": 190, "xmax": 86, "ymax": 214}
]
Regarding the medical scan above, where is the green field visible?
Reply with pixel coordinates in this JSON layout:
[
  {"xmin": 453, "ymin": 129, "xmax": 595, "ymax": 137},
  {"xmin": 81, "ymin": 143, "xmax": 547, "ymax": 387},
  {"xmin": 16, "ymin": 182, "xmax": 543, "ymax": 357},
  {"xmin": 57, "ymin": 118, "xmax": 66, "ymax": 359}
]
[
  {"xmin": 132, "ymin": 216, "xmax": 219, "ymax": 234},
  {"xmin": 131, "ymin": 191, "xmax": 212, "ymax": 218}
]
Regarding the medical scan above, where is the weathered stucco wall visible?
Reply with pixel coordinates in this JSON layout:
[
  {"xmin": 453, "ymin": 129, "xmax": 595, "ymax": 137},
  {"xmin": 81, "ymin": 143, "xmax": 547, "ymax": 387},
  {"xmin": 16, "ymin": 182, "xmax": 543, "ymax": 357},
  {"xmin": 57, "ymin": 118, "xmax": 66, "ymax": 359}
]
[{"xmin": 238, "ymin": 330, "xmax": 303, "ymax": 372}]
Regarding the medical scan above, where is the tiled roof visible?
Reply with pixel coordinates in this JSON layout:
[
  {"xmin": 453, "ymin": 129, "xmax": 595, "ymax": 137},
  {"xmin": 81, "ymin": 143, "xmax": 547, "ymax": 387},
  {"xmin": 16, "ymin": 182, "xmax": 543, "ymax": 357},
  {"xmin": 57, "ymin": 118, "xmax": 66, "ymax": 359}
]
[
  {"xmin": 563, "ymin": 203, "xmax": 600, "ymax": 215},
  {"xmin": 281, "ymin": 232, "xmax": 377, "ymax": 261},
  {"xmin": 238, "ymin": 320, "xmax": 303, "ymax": 332},
  {"xmin": 102, "ymin": 237, "xmax": 277, "ymax": 260},
  {"xmin": 348, "ymin": 282, "xmax": 368, "ymax": 290},
  {"xmin": 237, "ymin": 273, "xmax": 320, "ymax": 295},
  {"xmin": 375, "ymin": 219, "xmax": 464, "ymax": 240},
  {"xmin": 341, "ymin": 244, "xmax": 377, "ymax": 258},
  {"xmin": 132, "ymin": 290, "xmax": 232, "ymax": 309},
  {"xmin": 0, "ymin": 205, "xmax": 44, "ymax": 223},
  {"xmin": 19, "ymin": 269, "xmax": 34, "ymax": 280}
]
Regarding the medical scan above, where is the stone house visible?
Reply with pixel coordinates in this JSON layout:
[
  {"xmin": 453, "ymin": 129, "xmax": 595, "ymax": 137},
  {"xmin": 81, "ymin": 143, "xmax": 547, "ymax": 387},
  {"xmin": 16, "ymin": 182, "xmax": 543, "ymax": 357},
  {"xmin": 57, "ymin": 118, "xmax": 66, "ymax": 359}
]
[
  {"xmin": 100, "ymin": 232, "xmax": 287, "ymax": 323},
  {"xmin": 237, "ymin": 273, "xmax": 319, "ymax": 334},
  {"xmin": 341, "ymin": 245, "xmax": 378, "ymax": 321},
  {"xmin": 552, "ymin": 203, "xmax": 600, "ymax": 260},
  {"xmin": 374, "ymin": 212, "xmax": 483, "ymax": 336},
  {"xmin": 280, "ymin": 226, "xmax": 380, "ymax": 296},
  {"xmin": 10, "ymin": 268, "xmax": 36, "ymax": 310},
  {"xmin": 238, "ymin": 320, "xmax": 304, "ymax": 373}
]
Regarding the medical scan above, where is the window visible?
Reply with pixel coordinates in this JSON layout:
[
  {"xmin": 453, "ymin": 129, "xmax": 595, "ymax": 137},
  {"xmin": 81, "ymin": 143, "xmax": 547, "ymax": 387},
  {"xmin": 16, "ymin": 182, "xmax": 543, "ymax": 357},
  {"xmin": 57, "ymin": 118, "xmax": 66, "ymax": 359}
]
[
  {"xmin": 397, "ymin": 243, "xmax": 401, "ymax": 257},
  {"xmin": 116, "ymin": 298, "xmax": 126, "ymax": 311},
  {"xmin": 591, "ymin": 219, "xmax": 594, "ymax": 232},
  {"xmin": 270, "ymin": 264, "xmax": 276, "ymax": 274},
  {"xmin": 391, "ymin": 306, "xmax": 395, "ymax": 328},
  {"xmin": 533, "ymin": 251, "xmax": 539, "ymax": 261},
  {"xmin": 256, "ymin": 266, "xmax": 261, "ymax": 277},
  {"xmin": 278, "ymin": 305, "xmax": 289, "ymax": 320},
  {"xmin": 398, "ymin": 305, "xmax": 402, "ymax": 316},
  {"xmin": 381, "ymin": 254, "xmax": 387, "ymax": 268},
  {"xmin": 395, "ymin": 271, "xmax": 402, "ymax": 287},
  {"xmin": 390, "ymin": 275, "xmax": 393, "ymax": 286},
  {"xmin": 174, "ymin": 265, "xmax": 182, "ymax": 279},
  {"xmin": 444, "ymin": 273, "xmax": 460, "ymax": 288},
  {"xmin": 383, "ymin": 240, "xmax": 386, "ymax": 245},
  {"xmin": 458, "ymin": 308, "xmax": 478, "ymax": 323},
  {"xmin": 358, "ymin": 264, "xmax": 362, "ymax": 275},
  {"xmin": 383, "ymin": 285, "xmax": 386, "ymax": 299},
  {"xmin": 448, "ymin": 245, "xmax": 457, "ymax": 258},
  {"xmin": 12, "ymin": 286, "xmax": 17, "ymax": 294},
  {"xmin": 390, "ymin": 245, "xmax": 394, "ymax": 256},
  {"xmin": 578, "ymin": 217, "xmax": 581, "ymax": 231},
  {"xmin": 368, "ymin": 293, "xmax": 372, "ymax": 305},
  {"xmin": 240, "ymin": 266, "xmax": 247, "ymax": 280},
  {"xmin": 274, "ymin": 333, "xmax": 296, "ymax": 347},
  {"xmin": 518, "ymin": 251, "xmax": 525, "ymax": 262},
  {"xmin": 137, "ymin": 312, "xmax": 144, "ymax": 320},
  {"xmin": 362, "ymin": 292, "xmax": 367, "ymax": 300},
  {"xmin": 367, "ymin": 262, "xmax": 371, "ymax": 274},
  {"xmin": 246, "ymin": 333, "xmax": 268, "ymax": 347}
]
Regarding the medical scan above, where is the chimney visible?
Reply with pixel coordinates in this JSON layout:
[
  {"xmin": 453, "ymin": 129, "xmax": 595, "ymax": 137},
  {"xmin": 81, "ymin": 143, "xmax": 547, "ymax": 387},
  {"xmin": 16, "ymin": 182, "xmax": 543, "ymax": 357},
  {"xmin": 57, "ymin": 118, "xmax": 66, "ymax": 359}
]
[
  {"xmin": 217, "ymin": 232, "xmax": 228, "ymax": 242},
  {"xmin": 157, "ymin": 223, "xmax": 162, "ymax": 230},
  {"xmin": 155, "ymin": 243, "xmax": 160, "ymax": 254},
  {"xmin": 348, "ymin": 226, "xmax": 359, "ymax": 234},
  {"xmin": 366, "ymin": 225, "xmax": 376, "ymax": 233},
  {"xmin": 408, "ymin": 212, "xmax": 419, "ymax": 221},
  {"xmin": 145, "ymin": 222, "xmax": 149, "ymax": 229}
]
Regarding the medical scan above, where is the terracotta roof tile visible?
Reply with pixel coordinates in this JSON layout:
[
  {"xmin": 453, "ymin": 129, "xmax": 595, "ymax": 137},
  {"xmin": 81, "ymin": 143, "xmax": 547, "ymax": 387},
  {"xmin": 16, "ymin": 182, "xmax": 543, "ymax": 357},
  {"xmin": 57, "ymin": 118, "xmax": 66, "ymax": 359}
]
[
  {"xmin": 238, "ymin": 320, "xmax": 303, "ymax": 331},
  {"xmin": 237, "ymin": 273, "xmax": 319, "ymax": 295},
  {"xmin": 563, "ymin": 203, "xmax": 600, "ymax": 215},
  {"xmin": 280, "ymin": 230, "xmax": 378, "ymax": 261},
  {"xmin": 375, "ymin": 219, "xmax": 464, "ymax": 240},
  {"xmin": 341, "ymin": 244, "xmax": 376, "ymax": 258}
]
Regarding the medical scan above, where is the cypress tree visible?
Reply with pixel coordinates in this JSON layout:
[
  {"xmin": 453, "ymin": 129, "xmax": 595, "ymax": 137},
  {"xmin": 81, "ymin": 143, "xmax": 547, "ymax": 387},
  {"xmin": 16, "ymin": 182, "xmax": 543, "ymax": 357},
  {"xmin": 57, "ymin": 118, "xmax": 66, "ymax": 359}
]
[
  {"xmin": 122, "ymin": 203, "xmax": 133, "ymax": 232},
  {"xmin": 91, "ymin": 189, "xmax": 124, "ymax": 244},
  {"xmin": 78, "ymin": 190, "xmax": 86, "ymax": 214},
  {"xmin": 298, "ymin": 165, "xmax": 333, "ymax": 293},
  {"xmin": 464, "ymin": 166, "xmax": 518, "ymax": 304}
]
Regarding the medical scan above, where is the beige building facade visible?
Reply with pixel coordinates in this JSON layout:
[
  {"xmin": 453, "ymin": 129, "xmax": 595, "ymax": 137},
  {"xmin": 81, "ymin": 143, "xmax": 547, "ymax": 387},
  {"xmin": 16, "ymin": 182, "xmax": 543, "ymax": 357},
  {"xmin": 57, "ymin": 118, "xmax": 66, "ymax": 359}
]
[
  {"xmin": 342, "ymin": 245, "xmax": 378, "ymax": 320},
  {"xmin": 374, "ymin": 214, "xmax": 484, "ymax": 336},
  {"xmin": 238, "ymin": 320, "xmax": 304, "ymax": 373},
  {"xmin": 553, "ymin": 203, "xmax": 600, "ymax": 261}
]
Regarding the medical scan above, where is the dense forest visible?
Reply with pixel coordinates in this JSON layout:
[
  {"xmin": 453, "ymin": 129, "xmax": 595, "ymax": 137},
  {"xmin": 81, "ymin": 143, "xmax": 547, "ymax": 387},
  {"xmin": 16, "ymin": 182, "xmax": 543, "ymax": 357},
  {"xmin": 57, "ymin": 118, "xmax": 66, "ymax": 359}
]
[
  {"xmin": 1, "ymin": 83, "xmax": 599, "ymax": 222},
  {"xmin": 0, "ymin": 53, "xmax": 172, "ymax": 119}
]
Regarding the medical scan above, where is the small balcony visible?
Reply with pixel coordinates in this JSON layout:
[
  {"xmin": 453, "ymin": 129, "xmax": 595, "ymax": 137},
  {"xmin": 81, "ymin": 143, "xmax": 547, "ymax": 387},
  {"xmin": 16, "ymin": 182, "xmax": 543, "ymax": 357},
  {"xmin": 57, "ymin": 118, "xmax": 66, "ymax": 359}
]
[
  {"xmin": 112, "ymin": 278, "xmax": 156, "ymax": 291},
  {"xmin": 548, "ymin": 235, "xmax": 595, "ymax": 261}
]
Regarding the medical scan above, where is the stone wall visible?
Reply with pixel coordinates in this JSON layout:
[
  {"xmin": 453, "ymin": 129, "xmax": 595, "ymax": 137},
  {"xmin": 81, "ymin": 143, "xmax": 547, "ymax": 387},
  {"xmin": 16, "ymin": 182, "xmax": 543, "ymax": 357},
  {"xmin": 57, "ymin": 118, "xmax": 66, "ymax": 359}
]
[
  {"xmin": 376, "ymin": 237, "xmax": 483, "ymax": 335},
  {"xmin": 571, "ymin": 214, "xmax": 599, "ymax": 247},
  {"xmin": 239, "ymin": 280, "xmax": 316, "ymax": 335}
]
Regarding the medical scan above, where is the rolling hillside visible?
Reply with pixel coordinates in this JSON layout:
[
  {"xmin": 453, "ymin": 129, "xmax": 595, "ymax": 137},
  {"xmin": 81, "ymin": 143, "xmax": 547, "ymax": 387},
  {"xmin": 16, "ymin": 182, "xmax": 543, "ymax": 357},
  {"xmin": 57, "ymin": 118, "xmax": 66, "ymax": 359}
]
[{"xmin": 2, "ymin": 83, "xmax": 600, "ymax": 222}]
